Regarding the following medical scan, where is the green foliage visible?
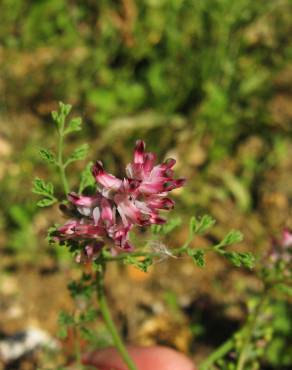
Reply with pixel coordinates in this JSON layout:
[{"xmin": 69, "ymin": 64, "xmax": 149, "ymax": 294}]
[
  {"xmin": 124, "ymin": 255, "xmax": 153, "ymax": 272},
  {"xmin": 39, "ymin": 148, "xmax": 56, "ymax": 165},
  {"xmin": 223, "ymin": 251, "xmax": 255, "ymax": 269},
  {"xmin": 8, "ymin": 204, "xmax": 37, "ymax": 256},
  {"xmin": 1, "ymin": 0, "xmax": 290, "ymax": 158},
  {"xmin": 68, "ymin": 273, "xmax": 95, "ymax": 300},
  {"xmin": 52, "ymin": 102, "xmax": 72, "ymax": 131},
  {"xmin": 265, "ymin": 301, "xmax": 292, "ymax": 367},
  {"xmin": 220, "ymin": 230, "xmax": 244, "ymax": 247},
  {"xmin": 64, "ymin": 117, "xmax": 82, "ymax": 135},
  {"xmin": 188, "ymin": 249, "xmax": 206, "ymax": 268},
  {"xmin": 0, "ymin": 2, "xmax": 289, "ymax": 367},
  {"xmin": 151, "ymin": 217, "xmax": 182, "ymax": 235},
  {"xmin": 32, "ymin": 178, "xmax": 54, "ymax": 197},
  {"xmin": 79, "ymin": 161, "xmax": 95, "ymax": 193},
  {"xmin": 32, "ymin": 178, "xmax": 57, "ymax": 207},
  {"xmin": 65, "ymin": 143, "xmax": 89, "ymax": 167},
  {"xmin": 57, "ymin": 310, "xmax": 75, "ymax": 339},
  {"xmin": 189, "ymin": 215, "xmax": 216, "ymax": 235}
]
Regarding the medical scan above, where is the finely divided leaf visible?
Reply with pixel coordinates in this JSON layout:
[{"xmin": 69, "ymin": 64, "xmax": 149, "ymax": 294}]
[
  {"xmin": 188, "ymin": 249, "xmax": 205, "ymax": 267},
  {"xmin": 59, "ymin": 102, "xmax": 72, "ymax": 116},
  {"xmin": 79, "ymin": 161, "xmax": 95, "ymax": 193},
  {"xmin": 64, "ymin": 117, "xmax": 82, "ymax": 135},
  {"xmin": 124, "ymin": 255, "xmax": 153, "ymax": 272},
  {"xmin": 65, "ymin": 143, "xmax": 89, "ymax": 166},
  {"xmin": 32, "ymin": 178, "xmax": 54, "ymax": 197},
  {"xmin": 221, "ymin": 230, "xmax": 243, "ymax": 246},
  {"xmin": 190, "ymin": 215, "xmax": 216, "ymax": 235},
  {"xmin": 33, "ymin": 178, "xmax": 57, "ymax": 207},
  {"xmin": 37, "ymin": 198, "xmax": 57, "ymax": 207},
  {"xmin": 39, "ymin": 148, "xmax": 56, "ymax": 164},
  {"xmin": 223, "ymin": 251, "xmax": 255, "ymax": 269},
  {"xmin": 151, "ymin": 217, "xmax": 182, "ymax": 235}
]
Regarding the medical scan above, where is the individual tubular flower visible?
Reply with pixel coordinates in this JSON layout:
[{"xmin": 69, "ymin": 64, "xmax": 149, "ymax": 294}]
[
  {"xmin": 281, "ymin": 229, "xmax": 292, "ymax": 248},
  {"xmin": 268, "ymin": 229, "xmax": 292, "ymax": 264},
  {"xmin": 56, "ymin": 140, "xmax": 186, "ymax": 260}
]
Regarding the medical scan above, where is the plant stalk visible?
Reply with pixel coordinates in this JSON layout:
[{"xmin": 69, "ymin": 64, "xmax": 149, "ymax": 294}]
[
  {"xmin": 199, "ymin": 336, "xmax": 235, "ymax": 370},
  {"xmin": 96, "ymin": 264, "xmax": 138, "ymax": 370},
  {"xmin": 235, "ymin": 290, "xmax": 268, "ymax": 370},
  {"xmin": 57, "ymin": 128, "xmax": 70, "ymax": 195}
]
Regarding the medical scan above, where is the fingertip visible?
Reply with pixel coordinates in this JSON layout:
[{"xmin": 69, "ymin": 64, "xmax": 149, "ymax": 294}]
[{"xmin": 82, "ymin": 345, "xmax": 196, "ymax": 370}]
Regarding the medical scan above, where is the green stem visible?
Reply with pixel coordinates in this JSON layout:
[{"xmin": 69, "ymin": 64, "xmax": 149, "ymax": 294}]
[
  {"xmin": 104, "ymin": 251, "xmax": 161, "ymax": 262},
  {"xmin": 199, "ymin": 336, "xmax": 235, "ymax": 370},
  {"xmin": 57, "ymin": 128, "xmax": 69, "ymax": 195},
  {"xmin": 96, "ymin": 264, "xmax": 138, "ymax": 370},
  {"xmin": 235, "ymin": 291, "xmax": 268, "ymax": 370}
]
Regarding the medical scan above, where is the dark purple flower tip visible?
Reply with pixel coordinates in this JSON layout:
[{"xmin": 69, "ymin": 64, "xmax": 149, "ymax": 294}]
[
  {"xmin": 164, "ymin": 178, "xmax": 186, "ymax": 191},
  {"xmin": 92, "ymin": 160, "xmax": 104, "ymax": 177},
  {"xmin": 68, "ymin": 192, "xmax": 79, "ymax": 202},
  {"xmin": 164, "ymin": 158, "xmax": 176, "ymax": 168},
  {"xmin": 135, "ymin": 140, "xmax": 145, "ymax": 153},
  {"xmin": 124, "ymin": 179, "xmax": 141, "ymax": 193},
  {"xmin": 134, "ymin": 140, "xmax": 146, "ymax": 164},
  {"xmin": 161, "ymin": 198, "xmax": 175, "ymax": 210},
  {"xmin": 149, "ymin": 214, "xmax": 166, "ymax": 224}
]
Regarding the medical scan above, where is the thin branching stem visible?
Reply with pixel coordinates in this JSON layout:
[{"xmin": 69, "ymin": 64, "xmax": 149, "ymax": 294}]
[
  {"xmin": 57, "ymin": 124, "xmax": 70, "ymax": 195},
  {"xmin": 235, "ymin": 287, "xmax": 269, "ymax": 370},
  {"xmin": 95, "ymin": 263, "xmax": 138, "ymax": 370},
  {"xmin": 199, "ymin": 336, "xmax": 235, "ymax": 370}
]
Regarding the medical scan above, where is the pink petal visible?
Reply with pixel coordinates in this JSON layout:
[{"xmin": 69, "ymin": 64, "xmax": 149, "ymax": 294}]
[
  {"xmin": 147, "ymin": 196, "xmax": 175, "ymax": 210},
  {"xmin": 142, "ymin": 152, "xmax": 157, "ymax": 175},
  {"xmin": 134, "ymin": 140, "xmax": 146, "ymax": 164},
  {"xmin": 115, "ymin": 194, "xmax": 143, "ymax": 225},
  {"xmin": 149, "ymin": 214, "xmax": 166, "ymax": 224},
  {"xmin": 92, "ymin": 161, "xmax": 122, "ymax": 190},
  {"xmin": 68, "ymin": 192, "xmax": 100, "ymax": 207},
  {"xmin": 93, "ymin": 207, "xmax": 101, "ymax": 224},
  {"xmin": 282, "ymin": 229, "xmax": 292, "ymax": 248},
  {"xmin": 101, "ymin": 198, "xmax": 114, "ymax": 224},
  {"xmin": 138, "ymin": 181, "xmax": 165, "ymax": 195},
  {"xmin": 164, "ymin": 178, "xmax": 186, "ymax": 191}
]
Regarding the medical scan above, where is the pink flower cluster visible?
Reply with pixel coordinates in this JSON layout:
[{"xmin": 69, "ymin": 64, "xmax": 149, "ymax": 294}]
[
  {"xmin": 268, "ymin": 229, "xmax": 292, "ymax": 264},
  {"xmin": 56, "ymin": 140, "xmax": 185, "ymax": 261}
]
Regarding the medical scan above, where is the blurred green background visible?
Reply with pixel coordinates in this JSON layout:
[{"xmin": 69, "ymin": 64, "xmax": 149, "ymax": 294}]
[{"xmin": 0, "ymin": 0, "xmax": 291, "ymax": 369}]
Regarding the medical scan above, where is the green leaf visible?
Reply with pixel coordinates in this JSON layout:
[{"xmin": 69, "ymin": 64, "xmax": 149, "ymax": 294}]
[
  {"xmin": 80, "ymin": 308, "xmax": 98, "ymax": 323},
  {"xmin": 79, "ymin": 327, "xmax": 97, "ymax": 342},
  {"xmin": 32, "ymin": 177, "xmax": 54, "ymax": 197},
  {"xmin": 65, "ymin": 143, "xmax": 89, "ymax": 167},
  {"xmin": 39, "ymin": 148, "xmax": 56, "ymax": 164},
  {"xmin": 37, "ymin": 198, "xmax": 57, "ymax": 207},
  {"xmin": 223, "ymin": 251, "xmax": 255, "ymax": 269},
  {"xmin": 51, "ymin": 110, "xmax": 58, "ymax": 122},
  {"xmin": 57, "ymin": 310, "xmax": 74, "ymax": 339},
  {"xmin": 190, "ymin": 215, "xmax": 216, "ymax": 235},
  {"xmin": 188, "ymin": 249, "xmax": 206, "ymax": 267},
  {"xmin": 221, "ymin": 230, "xmax": 244, "ymax": 246},
  {"xmin": 52, "ymin": 102, "xmax": 72, "ymax": 130},
  {"xmin": 79, "ymin": 161, "xmax": 95, "ymax": 193},
  {"xmin": 124, "ymin": 255, "xmax": 153, "ymax": 272},
  {"xmin": 64, "ymin": 117, "xmax": 82, "ymax": 135},
  {"xmin": 58, "ymin": 311, "xmax": 75, "ymax": 326},
  {"xmin": 151, "ymin": 217, "xmax": 182, "ymax": 235},
  {"xmin": 59, "ymin": 101, "xmax": 72, "ymax": 116}
]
